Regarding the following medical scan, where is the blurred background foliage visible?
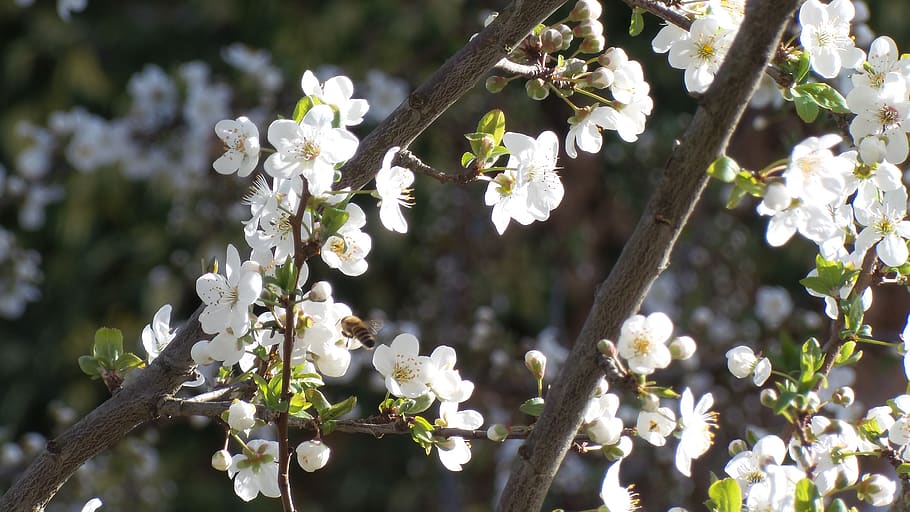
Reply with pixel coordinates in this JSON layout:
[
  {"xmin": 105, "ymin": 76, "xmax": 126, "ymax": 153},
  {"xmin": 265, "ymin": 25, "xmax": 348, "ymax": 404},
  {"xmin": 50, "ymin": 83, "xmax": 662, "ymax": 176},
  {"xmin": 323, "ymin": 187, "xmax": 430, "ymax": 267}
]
[{"xmin": 1, "ymin": 1, "xmax": 909, "ymax": 511}]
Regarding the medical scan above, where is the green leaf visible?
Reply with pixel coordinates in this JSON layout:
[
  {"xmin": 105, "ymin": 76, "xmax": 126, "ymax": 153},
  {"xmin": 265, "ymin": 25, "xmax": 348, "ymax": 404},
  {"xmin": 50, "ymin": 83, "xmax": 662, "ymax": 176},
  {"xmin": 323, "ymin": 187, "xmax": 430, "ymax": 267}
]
[
  {"xmin": 795, "ymin": 83, "xmax": 850, "ymax": 113},
  {"xmin": 93, "ymin": 328, "xmax": 124, "ymax": 365},
  {"xmin": 629, "ymin": 7, "xmax": 645, "ymax": 36},
  {"xmin": 708, "ymin": 478, "xmax": 742, "ymax": 512},
  {"xmin": 841, "ymin": 293, "xmax": 865, "ymax": 333},
  {"xmin": 732, "ymin": 171, "xmax": 765, "ymax": 197},
  {"xmin": 305, "ymin": 389, "xmax": 333, "ymax": 414},
  {"xmin": 113, "ymin": 352, "xmax": 145, "ymax": 372},
  {"xmin": 794, "ymin": 478, "xmax": 823, "ymax": 512},
  {"xmin": 794, "ymin": 95, "xmax": 819, "ymax": 123},
  {"xmin": 321, "ymin": 396, "xmax": 357, "ymax": 421},
  {"xmin": 800, "ymin": 338, "xmax": 823, "ymax": 374},
  {"xmin": 795, "ymin": 51, "xmax": 811, "ymax": 83},
  {"xmin": 398, "ymin": 392, "xmax": 436, "ymax": 415},
  {"xmin": 292, "ymin": 96, "xmax": 316, "ymax": 123},
  {"xmin": 897, "ymin": 463, "xmax": 910, "ymax": 475},
  {"xmin": 707, "ymin": 156, "xmax": 741, "ymax": 183},
  {"xmin": 834, "ymin": 341, "xmax": 856, "ymax": 366},
  {"xmin": 409, "ymin": 415, "xmax": 435, "ymax": 454},
  {"xmin": 520, "ymin": 397, "xmax": 546, "ymax": 417},
  {"xmin": 465, "ymin": 132, "xmax": 490, "ymax": 158},
  {"xmin": 321, "ymin": 419, "xmax": 337, "ymax": 435},
  {"xmin": 78, "ymin": 355, "xmax": 102, "ymax": 378},
  {"xmin": 461, "ymin": 151, "xmax": 475, "ymax": 168},
  {"xmin": 288, "ymin": 393, "xmax": 311, "ymax": 417},
  {"xmin": 320, "ymin": 206, "xmax": 350, "ymax": 237},
  {"xmin": 476, "ymin": 109, "xmax": 506, "ymax": 146},
  {"xmin": 274, "ymin": 257, "xmax": 298, "ymax": 293},
  {"xmin": 651, "ymin": 386, "xmax": 681, "ymax": 399},
  {"xmin": 826, "ymin": 498, "xmax": 848, "ymax": 512},
  {"xmin": 726, "ymin": 186, "xmax": 748, "ymax": 209}
]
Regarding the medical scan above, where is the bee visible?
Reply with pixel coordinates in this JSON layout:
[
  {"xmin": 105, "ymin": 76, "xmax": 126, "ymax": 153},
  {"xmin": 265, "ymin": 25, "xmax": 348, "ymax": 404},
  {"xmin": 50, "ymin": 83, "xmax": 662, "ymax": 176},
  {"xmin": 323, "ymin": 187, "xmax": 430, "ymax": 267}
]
[{"xmin": 340, "ymin": 315, "xmax": 383, "ymax": 349}]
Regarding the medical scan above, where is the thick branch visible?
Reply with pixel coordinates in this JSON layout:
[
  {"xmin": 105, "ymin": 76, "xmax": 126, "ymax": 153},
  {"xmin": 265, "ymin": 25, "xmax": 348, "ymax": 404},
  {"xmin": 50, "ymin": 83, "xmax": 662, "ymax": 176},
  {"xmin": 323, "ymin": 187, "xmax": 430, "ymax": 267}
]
[
  {"xmin": 496, "ymin": 1, "xmax": 802, "ymax": 510},
  {"xmin": 337, "ymin": 0, "xmax": 571, "ymax": 190},
  {"xmin": 0, "ymin": 306, "xmax": 210, "ymax": 512}
]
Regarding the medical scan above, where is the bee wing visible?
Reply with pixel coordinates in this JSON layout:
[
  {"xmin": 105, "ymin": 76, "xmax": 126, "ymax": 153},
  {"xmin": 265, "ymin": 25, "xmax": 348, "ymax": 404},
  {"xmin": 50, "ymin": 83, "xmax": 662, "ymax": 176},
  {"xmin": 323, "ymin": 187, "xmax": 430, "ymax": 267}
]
[{"xmin": 366, "ymin": 320, "xmax": 384, "ymax": 335}]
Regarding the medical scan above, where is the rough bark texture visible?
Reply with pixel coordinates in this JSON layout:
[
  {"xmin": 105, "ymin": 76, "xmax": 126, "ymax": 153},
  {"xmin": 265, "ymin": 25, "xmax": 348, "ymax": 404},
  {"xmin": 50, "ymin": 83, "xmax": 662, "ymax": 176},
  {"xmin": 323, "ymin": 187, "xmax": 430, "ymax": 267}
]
[
  {"xmin": 0, "ymin": 1, "xmax": 572, "ymax": 510},
  {"xmin": 0, "ymin": 306, "xmax": 207, "ymax": 512},
  {"xmin": 496, "ymin": 1, "xmax": 803, "ymax": 510}
]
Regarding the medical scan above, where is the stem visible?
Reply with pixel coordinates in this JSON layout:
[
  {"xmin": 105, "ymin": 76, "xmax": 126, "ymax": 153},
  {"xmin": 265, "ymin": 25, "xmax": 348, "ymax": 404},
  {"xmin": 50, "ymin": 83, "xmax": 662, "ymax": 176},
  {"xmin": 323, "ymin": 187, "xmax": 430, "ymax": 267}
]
[
  {"xmin": 854, "ymin": 336, "xmax": 899, "ymax": 347},
  {"xmin": 549, "ymin": 85, "xmax": 582, "ymax": 112},
  {"xmin": 770, "ymin": 369, "xmax": 798, "ymax": 384},
  {"xmin": 572, "ymin": 86, "xmax": 613, "ymax": 106}
]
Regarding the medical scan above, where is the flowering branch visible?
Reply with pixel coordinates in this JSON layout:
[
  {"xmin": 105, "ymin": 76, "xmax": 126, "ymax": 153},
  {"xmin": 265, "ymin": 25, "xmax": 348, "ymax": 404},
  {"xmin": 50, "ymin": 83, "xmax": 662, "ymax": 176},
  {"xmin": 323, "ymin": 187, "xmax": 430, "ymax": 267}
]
[
  {"xmin": 497, "ymin": 0, "xmax": 802, "ymax": 509},
  {"xmin": 337, "ymin": 0, "xmax": 571, "ymax": 191}
]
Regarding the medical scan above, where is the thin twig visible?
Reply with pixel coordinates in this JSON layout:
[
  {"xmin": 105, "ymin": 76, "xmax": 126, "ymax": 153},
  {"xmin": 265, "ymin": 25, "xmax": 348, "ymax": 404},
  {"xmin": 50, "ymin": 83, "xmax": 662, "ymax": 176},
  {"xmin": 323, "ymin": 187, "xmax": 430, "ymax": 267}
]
[{"xmin": 395, "ymin": 149, "xmax": 480, "ymax": 185}]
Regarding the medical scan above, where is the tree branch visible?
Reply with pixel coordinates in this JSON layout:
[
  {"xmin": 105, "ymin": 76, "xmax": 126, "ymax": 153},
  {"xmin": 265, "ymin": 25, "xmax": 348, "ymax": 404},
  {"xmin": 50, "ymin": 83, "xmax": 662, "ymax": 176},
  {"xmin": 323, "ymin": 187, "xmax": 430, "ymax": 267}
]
[
  {"xmin": 337, "ymin": 0, "xmax": 571, "ymax": 191},
  {"xmin": 395, "ymin": 149, "xmax": 479, "ymax": 185},
  {"xmin": 496, "ymin": 0, "xmax": 803, "ymax": 510},
  {"xmin": 0, "ymin": 306, "xmax": 211, "ymax": 512}
]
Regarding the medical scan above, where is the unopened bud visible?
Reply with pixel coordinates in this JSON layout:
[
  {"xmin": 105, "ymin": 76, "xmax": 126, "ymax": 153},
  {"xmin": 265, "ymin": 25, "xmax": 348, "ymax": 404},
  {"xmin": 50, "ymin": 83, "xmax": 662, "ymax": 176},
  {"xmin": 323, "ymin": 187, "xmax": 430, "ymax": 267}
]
[
  {"xmin": 563, "ymin": 58, "xmax": 588, "ymax": 77},
  {"xmin": 540, "ymin": 28, "xmax": 564, "ymax": 54},
  {"xmin": 763, "ymin": 182, "xmax": 791, "ymax": 211},
  {"xmin": 579, "ymin": 35, "xmax": 606, "ymax": 54},
  {"xmin": 859, "ymin": 473, "xmax": 897, "ymax": 506},
  {"xmin": 598, "ymin": 47, "xmax": 629, "ymax": 71},
  {"xmin": 640, "ymin": 392, "xmax": 660, "ymax": 412},
  {"xmin": 486, "ymin": 424, "xmax": 509, "ymax": 442},
  {"xmin": 308, "ymin": 281, "xmax": 332, "ymax": 302},
  {"xmin": 569, "ymin": 0, "xmax": 603, "ymax": 21},
  {"xmin": 525, "ymin": 78, "xmax": 549, "ymax": 100},
  {"xmin": 524, "ymin": 350, "xmax": 547, "ymax": 380},
  {"xmin": 573, "ymin": 19, "xmax": 603, "ymax": 39},
  {"xmin": 585, "ymin": 67, "xmax": 614, "ymax": 89},
  {"xmin": 669, "ymin": 336, "xmax": 697, "ymax": 360},
  {"xmin": 485, "ymin": 76, "xmax": 508, "ymax": 94},
  {"xmin": 728, "ymin": 439, "xmax": 749, "ymax": 456},
  {"xmin": 555, "ymin": 24, "xmax": 574, "ymax": 50},
  {"xmin": 760, "ymin": 388, "xmax": 778, "ymax": 408},
  {"xmin": 832, "ymin": 386, "xmax": 855, "ymax": 407},
  {"xmin": 211, "ymin": 449, "xmax": 232, "ymax": 471},
  {"xmin": 597, "ymin": 339, "xmax": 617, "ymax": 357}
]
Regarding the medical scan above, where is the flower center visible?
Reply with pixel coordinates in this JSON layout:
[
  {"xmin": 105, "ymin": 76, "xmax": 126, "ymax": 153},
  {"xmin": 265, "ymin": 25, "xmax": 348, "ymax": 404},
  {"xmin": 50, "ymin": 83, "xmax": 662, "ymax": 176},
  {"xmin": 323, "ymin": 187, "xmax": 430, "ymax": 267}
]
[
  {"xmin": 392, "ymin": 355, "xmax": 420, "ymax": 383},
  {"xmin": 297, "ymin": 140, "xmax": 321, "ymax": 161},
  {"xmin": 879, "ymin": 105, "xmax": 900, "ymax": 129},
  {"xmin": 632, "ymin": 336, "xmax": 652, "ymax": 356}
]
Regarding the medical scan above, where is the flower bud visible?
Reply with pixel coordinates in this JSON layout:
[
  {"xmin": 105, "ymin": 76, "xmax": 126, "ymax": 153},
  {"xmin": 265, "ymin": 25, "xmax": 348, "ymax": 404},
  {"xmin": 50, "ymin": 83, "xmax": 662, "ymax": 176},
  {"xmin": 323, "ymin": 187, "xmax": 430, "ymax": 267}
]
[
  {"xmin": 296, "ymin": 440, "xmax": 331, "ymax": 472},
  {"xmin": 211, "ymin": 449, "xmax": 232, "ymax": 471},
  {"xmin": 525, "ymin": 78, "xmax": 549, "ymax": 100},
  {"xmin": 569, "ymin": 0, "xmax": 603, "ymax": 21},
  {"xmin": 586, "ymin": 417, "xmax": 621, "ymax": 445},
  {"xmin": 593, "ymin": 376, "xmax": 609, "ymax": 396},
  {"xmin": 728, "ymin": 439, "xmax": 748, "ymax": 456},
  {"xmin": 486, "ymin": 424, "xmax": 509, "ymax": 442},
  {"xmin": 227, "ymin": 400, "xmax": 257, "ymax": 433},
  {"xmin": 524, "ymin": 350, "xmax": 547, "ymax": 380},
  {"xmin": 573, "ymin": 19, "xmax": 603, "ymax": 39},
  {"xmin": 485, "ymin": 75, "xmax": 508, "ymax": 94},
  {"xmin": 640, "ymin": 392, "xmax": 660, "ymax": 412},
  {"xmin": 190, "ymin": 340, "xmax": 215, "ymax": 365},
  {"xmin": 669, "ymin": 336, "xmax": 697, "ymax": 360},
  {"xmin": 540, "ymin": 28, "xmax": 564, "ymax": 54},
  {"xmin": 597, "ymin": 339, "xmax": 617, "ymax": 357},
  {"xmin": 563, "ymin": 58, "xmax": 588, "ymax": 77},
  {"xmin": 763, "ymin": 182, "xmax": 791, "ymax": 211},
  {"xmin": 584, "ymin": 67, "xmax": 614, "ymax": 89},
  {"xmin": 579, "ymin": 35, "xmax": 606, "ymax": 54},
  {"xmin": 556, "ymin": 24, "xmax": 574, "ymax": 50},
  {"xmin": 308, "ymin": 281, "xmax": 332, "ymax": 302},
  {"xmin": 760, "ymin": 388, "xmax": 778, "ymax": 408},
  {"xmin": 859, "ymin": 473, "xmax": 897, "ymax": 506},
  {"xmin": 832, "ymin": 386, "xmax": 855, "ymax": 407},
  {"xmin": 598, "ymin": 47, "xmax": 629, "ymax": 71}
]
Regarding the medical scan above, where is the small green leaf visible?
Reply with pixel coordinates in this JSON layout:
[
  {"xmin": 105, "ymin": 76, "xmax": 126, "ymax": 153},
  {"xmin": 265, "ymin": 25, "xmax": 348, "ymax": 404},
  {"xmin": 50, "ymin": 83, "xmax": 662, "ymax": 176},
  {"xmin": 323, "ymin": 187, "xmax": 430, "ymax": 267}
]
[
  {"xmin": 398, "ymin": 392, "xmax": 436, "ymax": 415},
  {"xmin": 826, "ymin": 498, "xmax": 848, "ymax": 512},
  {"xmin": 321, "ymin": 396, "xmax": 357, "ymax": 421},
  {"xmin": 834, "ymin": 341, "xmax": 856, "ymax": 366},
  {"xmin": 841, "ymin": 293, "xmax": 865, "ymax": 333},
  {"xmin": 461, "ymin": 152, "xmax": 476, "ymax": 168},
  {"xmin": 93, "ymin": 328, "xmax": 124, "ymax": 365},
  {"xmin": 726, "ymin": 186, "xmax": 748, "ymax": 209},
  {"xmin": 288, "ymin": 393, "xmax": 311, "ymax": 416},
  {"xmin": 795, "ymin": 83, "xmax": 850, "ymax": 113},
  {"xmin": 292, "ymin": 96, "xmax": 316, "ymax": 123},
  {"xmin": 78, "ymin": 355, "xmax": 102, "ymax": 378},
  {"xmin": 794, "ymin": 478, "xmax": 823, "ymax": 512},
  {"xmin": 800, "ymin": 338, "xmax": 823, "ymax": 374},
  {"xmin": 465, "ymin": 132, "xmax": 489, "ymax": 158},
  {"xmin": 708, "ymin": 478, "xmax": 742, "ymax": 512},
  {"xmin": 795, "ymin": 51, "xmax": 811, "ymax": 83},
  {"xmin": 476, "ymin": 109, "xmax": 506, "ymax": 146},
  {"xmin": 732, "ymin": 171, "xmax": 765, "ymax": 197},
  {"xmin": 320, "ymin": 206, "xmax": 350, "ymax": 237},
  {"xmin": 707, "ymin": 156, "xmax": 741, "ymax": 183},
  {"xmin": 629, "ymin": 7, "xmax": 645, "ymax": 36},
  {"xmin": 897, "ymin": 463, "xmax": 910, "ymax": 475},
  {"xmin": 305, "ymin": 389, "xmax": 333, "ymax": 414},
  {"xmin": 113, "ymin": 352, "xmax": 145, "ymax": 372},
  {"xmin": 321, "ymin": 419, "xmax": 337, "ymax": 435},
  {"xmin": 794, "ymin": 95, "xmax": 819, "ymax": 123},
  {"xmin": 651, "ymin": 387, "xmax": 681, "ymax": 399},
  {"xmin": 520, "ymin": 397, "xmax": 546, "ymax": 417}
]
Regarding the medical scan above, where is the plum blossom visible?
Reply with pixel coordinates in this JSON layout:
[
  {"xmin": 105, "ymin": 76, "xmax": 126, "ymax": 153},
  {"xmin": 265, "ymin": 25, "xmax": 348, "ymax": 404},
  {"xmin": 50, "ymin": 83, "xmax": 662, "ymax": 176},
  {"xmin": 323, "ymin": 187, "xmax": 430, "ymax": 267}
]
[
  {"xmin": 847, "ymin": 73, "xmax": 910, "ymax": 164},
  {"xmin": 636, "ymin": 407, "xmax": 676, "ymax": 447},
  {"xmin": 725, "ymin": 345, "xmax": 772, "ymax": 386},
  {"xmin": 321, "ymin": 203, "xmax": 372, "ymax": 276},
  {"xmin": 675, "ymin": 388, "xmax": 717, "ymax": 477},
  {"xmin": 600, "ymin": 461, "xmax": 639, "ymax": 512},
  {"xmin": 265, "ymin": 104, "xmax": 358, "ymax": 195},
  {"xmin": 80, "ymin": 498, "xmax": 103, "ymax": 512},
  {"xmin": 565, "ymin": 106, "xmax": 615, "ymax": 158},
  {"xmin": 141, "ymin": 304, "xmax": 175, "ymax": 363},
  {"xmin": 724, "ymin": 434, "xmax": 786, "ymax": 493},
  {"xmin": 434, "ymin": 401, "xmax": 484, "ymax": 471},
  {"xmin": 196, "ymin": 244, "xmax": 262, "ymax": 336},
  {"xmin": 375, "ymin": 146, "xmax": 414, "ymax": 233},
  {"xmin": 665, "ymin": 16, "xmax": 736, "ymax": 93},
  {"xmin": 227, "ymin": 439, "xmax": 281, "ymax": 501},
  {"xmin": 372, "ymin": 333, "xmax": 431, "ymax": 398},
  {"xmin": 799, "ymin": 0, "xmax": 865, "ymax": 79},
  {"xmin": 782, "ymin": 134, "xmax": 850, "ymax": 206},
  {"xmin": 427, "ymin": 345, "xmax": 474, "ymax": 403},
  {"xmin": 616, "ymin": 312, "xmax": 674, "ymax": 375},
  {"xmin": 583, "ymin": 393, "xmax": 624, "ymax": 446},
  {"xmin": 300, "ymin": 70, "xmax": 369, "ymax": 126},
  {"xmin": 227, "ymin": 400, "xmax": 257, "ymax": 434},
  {"xmin": 853, "ymin": 187, "xmax": 910, "ymax": 267},
  {"xmin": 296, "ymin": 440, "xmax": 331, "ymax": 472},
  {"xmin": 213, "ymin": 116, "xmax": 260, "ymax": 177}
]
